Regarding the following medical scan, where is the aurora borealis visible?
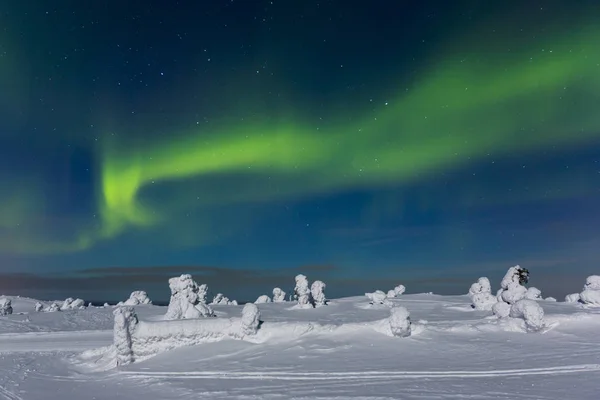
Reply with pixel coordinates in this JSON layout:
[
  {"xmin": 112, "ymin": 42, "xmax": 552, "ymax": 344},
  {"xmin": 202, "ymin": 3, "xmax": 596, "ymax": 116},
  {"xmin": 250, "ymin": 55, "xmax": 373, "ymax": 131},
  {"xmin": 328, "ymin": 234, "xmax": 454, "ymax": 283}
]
[{"xmin": 1, "ymin": 0, "xmax": 599, "ymax": 301}]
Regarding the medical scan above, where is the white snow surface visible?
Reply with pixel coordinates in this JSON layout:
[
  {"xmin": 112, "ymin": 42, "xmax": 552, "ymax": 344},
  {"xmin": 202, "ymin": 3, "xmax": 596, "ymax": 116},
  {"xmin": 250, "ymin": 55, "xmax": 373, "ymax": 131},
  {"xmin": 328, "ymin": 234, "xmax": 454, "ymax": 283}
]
[{"xmin": 0, "ymin": 293, "xmax": 599, "ymax": 399}]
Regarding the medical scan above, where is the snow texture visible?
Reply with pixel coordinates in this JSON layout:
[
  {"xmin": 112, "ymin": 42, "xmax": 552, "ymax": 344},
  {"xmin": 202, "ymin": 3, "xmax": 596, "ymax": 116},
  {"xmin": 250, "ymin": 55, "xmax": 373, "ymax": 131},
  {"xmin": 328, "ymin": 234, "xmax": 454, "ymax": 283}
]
[
  {"xmin": 294, "ymin": 274, "xmax": 313, "ymax": 308},
  {"xmin": 388, "ymin": 306, "xmax": 411, "ymax": 337},
  {"xmin": 255, "ymin": 295, "xmax": 272, "ymax": 304},
  {"xmin": 164, "ymin": 274, "xmax": 214, "ymax": 320},
  {"xmin": 272, "ymin": 287, "xmax": 286, "ymax": 302},
  {"xmin": 509, "ymin": 299, "xmax": 545, "ymax": 332},
  {"xmin": 311, "ymin": 280, "xmax": 327, "ymax": 307},
  {"xmin": 0, "ymin": 297, "xmax": 13, "ymax": 315}
]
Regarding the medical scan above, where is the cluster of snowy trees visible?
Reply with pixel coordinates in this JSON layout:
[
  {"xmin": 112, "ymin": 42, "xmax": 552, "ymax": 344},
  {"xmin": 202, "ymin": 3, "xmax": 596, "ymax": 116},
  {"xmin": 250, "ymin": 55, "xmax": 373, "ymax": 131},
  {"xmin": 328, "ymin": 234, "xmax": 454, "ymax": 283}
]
[
  {"xmin": 565, "ymin": 275, "xmax": 600, "ymax": 305},
  {"xmin": 210, "ymin": 293, "xmax": 237, "ymax": 305},
  {"xmin": 34, "ymin": 297, "xmax": 87, "ymax": 313},
  {"xmin": 293, "ymin": 274, "xmax": 327, "ymax": 308},
  {"xmin": 366, "ymin": 284, "xmax": 406, "ymax": 306},
  {"xmin": 468, "ymin": 266, "xmax": 546, "ymax": 331}
]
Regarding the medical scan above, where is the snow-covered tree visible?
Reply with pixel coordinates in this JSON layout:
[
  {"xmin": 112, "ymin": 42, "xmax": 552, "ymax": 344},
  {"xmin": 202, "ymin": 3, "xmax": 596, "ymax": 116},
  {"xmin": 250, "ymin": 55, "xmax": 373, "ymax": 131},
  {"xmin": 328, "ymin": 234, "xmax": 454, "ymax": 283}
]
[
  {"xmin": 294, "ymin": 274, "xmax": 313, "ymax": 308},
  {"xmin": 565, "ymin": 293, "xmax": 580, "ymax": 303},
  {"xmin": 240, "ymin": 303, "xmax": 261, "ymax": 336},
  {"xmin": 255, "ymin": 295, "xmax": 272, "ymax": 304},
  {"xmin": 497, "ymin": 266, "xmax": 529, "ymax": 305},
  {"xmin": 35, "ymin": 302, "xmax": 44, "ymax": 312},
  {"xmin": 311, "ymin": 280, "xmax": 327, "ymax": 307},
  {"xmin": 272, "ymin": 287, "xmax": 286, "ymax": 302},
  {"xmin": 197, "ymin": 283, "xmax": 208, "ymax": 304},
  {"xmin": 579, "ymin": 275, "xmax": 600, "ymax": 305},
  {"xmin": 113, "ymin": 306, "xmax": 138, "ymax": 366},
  {"xmin": 468, "ymin": 277, "xmax": 496, "ymax": 311},
  {"xmin": 123, "ymin": 291, "xmax": 152, "ymax": 306},
  {"xmin": 366, "ymin": 290, "xmax": 391, "ymax": 306},
  {"xmin": 393, "ymin": 284, "xmax": 406, "ymax": 296},
  {"xmin": 164, "ymin": 274, "xmax": 215, "ymax": 320},
  {"xmin": 509, "ymin": 299, "xmax": 545, "ymax": 332},
  {"xmin": 525, "ymin": 287, "xmax": 542, "ymax": 300},
  {"xmin": 389, "ymin": 306, "xmax": 411, "ymax": 337},
  {"xmin": 0, "ymin": 298, "xmax": 12, "ymax": 316},
  {"xmin": 103, "ymin": 303, "xmax": 110, "ymax": 307}
]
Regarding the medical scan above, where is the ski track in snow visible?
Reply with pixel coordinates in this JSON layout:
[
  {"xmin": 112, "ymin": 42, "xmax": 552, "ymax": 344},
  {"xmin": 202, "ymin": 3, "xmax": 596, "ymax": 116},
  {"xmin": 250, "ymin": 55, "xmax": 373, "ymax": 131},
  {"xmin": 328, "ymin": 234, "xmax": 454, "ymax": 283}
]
[{"xmin": 120, "ymin": 363, "xmax": 600, "ymax": 381}]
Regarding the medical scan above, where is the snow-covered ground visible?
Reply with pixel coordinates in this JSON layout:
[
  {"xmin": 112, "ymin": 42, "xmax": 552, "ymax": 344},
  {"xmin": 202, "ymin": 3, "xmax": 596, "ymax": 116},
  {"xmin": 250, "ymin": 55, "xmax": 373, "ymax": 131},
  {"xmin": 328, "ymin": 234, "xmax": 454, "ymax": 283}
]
[{"xmin": 0, "ymin": 294, "xmax": 599, "ymax": 399}]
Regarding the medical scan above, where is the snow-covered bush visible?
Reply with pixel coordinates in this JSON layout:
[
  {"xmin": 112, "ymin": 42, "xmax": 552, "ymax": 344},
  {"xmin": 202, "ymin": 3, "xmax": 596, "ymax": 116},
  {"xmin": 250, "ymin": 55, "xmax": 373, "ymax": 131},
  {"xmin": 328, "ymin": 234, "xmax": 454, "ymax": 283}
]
[
  {"xmin": 545, "ymin": 297, "xmax": 557, "ymax": 302},
  {"xmin": 393, "ymin": 284, "xmax": 406, "ymax": 296},
  {"xmin": 240, "ymin": 303, "xmax": 261, "ymax": 336},
  {"xmin": 525, "ymin": 287, "xmax": 542, "ymax": 300},
  {"xmin": 0, "ymin": 298, "xmax": 12, "ymax": 315},
  {"xmin": 366, "ymin": 290, "xmax": 391, "ymax": 306},
  {"xmin": 229, "ymin": 300, "xmax": 238, "ymax": 305},
  {"xmin": 103, "ymin": 303, "xmax": 110, "ymax": 307},
  {"xmin": 311, "ymin": 280, "xmax": 327, "ymax": 307},
  {"xmin": 60, "ymin": 297, "xmax": 86, "ymax": 310},
  {"xmin": 35, "ymin": 302, "xmax": 43, "ymax": 312},
  {"xmin": 492, "ymin": 301, "xmax": 511, "ymax": 318},
  {"xmin": 294, "ymin": 274, "xmax": 313, "ymax": 308},
  {"xmin": 579, "ymin": 275, "xmax": 600, "ymax": 306},
  {"xmin": 468, "ymin": 277, "xmax": 496, "ymax": 311},
  {"xmin": 509, "ymin": 299, "xmax": 545, "ymax": 332},
  {"xmin": 389, "ymin": 306, "xmax": 411, "ymax": 337},
  {"xmin": 272, "ymin": 287, "xmax": 286, "ymax": 302},
  {"xmin": 387, "ymin": 290, "xmax": 397, "ymax": 298},
  {"xmin": 565, "ymin": 293, "xmax": 580, "ymax": 303},
  {"xmin": 113, "ymin": 306, "xmax": 138, "ymax": 366},
  {"xmin": 122, "ymin": 291, "xmax": 152, "ymax": 306},
  {"xmin": 45, "ymin": 302, "xmax": 61, "ymax": 312},
  {"xmin": 164, "ymin": 274, "xmax": 214, "ymax": 320},
  {"xmin": 255, "ymin": 295, "xmax": 272, "ymax": 304}
]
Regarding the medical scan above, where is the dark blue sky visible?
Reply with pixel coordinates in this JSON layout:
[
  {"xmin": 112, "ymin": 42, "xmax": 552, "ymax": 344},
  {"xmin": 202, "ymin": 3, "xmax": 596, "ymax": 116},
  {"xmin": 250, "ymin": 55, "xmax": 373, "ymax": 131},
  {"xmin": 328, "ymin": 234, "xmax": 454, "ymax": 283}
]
[{"xmin": 1, "ymin": 0, "xmax": 599, "ymax": 302}]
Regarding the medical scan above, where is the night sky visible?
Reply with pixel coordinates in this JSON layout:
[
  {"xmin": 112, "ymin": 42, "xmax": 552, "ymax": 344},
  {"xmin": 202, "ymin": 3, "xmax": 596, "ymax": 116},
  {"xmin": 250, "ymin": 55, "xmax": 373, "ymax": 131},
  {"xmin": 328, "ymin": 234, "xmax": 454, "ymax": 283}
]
[{"xmin": 1, "ymin": 0, "xmax": 599, "ymax": 302}]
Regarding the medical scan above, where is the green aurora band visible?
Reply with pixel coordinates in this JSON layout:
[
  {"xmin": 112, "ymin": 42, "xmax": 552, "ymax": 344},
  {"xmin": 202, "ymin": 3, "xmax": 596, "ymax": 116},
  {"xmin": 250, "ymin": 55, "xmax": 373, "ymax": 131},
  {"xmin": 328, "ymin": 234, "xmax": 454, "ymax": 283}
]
[{"xmin": 4, "ymin": 22, "xmax": 600, "ymax": 254}]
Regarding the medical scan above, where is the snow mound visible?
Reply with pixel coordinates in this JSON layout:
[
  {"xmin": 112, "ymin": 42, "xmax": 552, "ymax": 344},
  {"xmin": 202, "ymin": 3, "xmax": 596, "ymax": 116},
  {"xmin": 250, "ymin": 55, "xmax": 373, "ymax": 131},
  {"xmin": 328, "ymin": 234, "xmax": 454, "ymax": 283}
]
[
  {"xmin": 565, "ymin": 293, "xmax": 580, "ymax": 303},
  {"xmin": 389, "ymin": 306, "xmax": 411, "ymax": 337},
  {"xmin": 255, "ymin": 295, "xmax": 272, "ymax": 304},
  {"xmin": 509, "ymin": 299, "xmax": 545, "ymax": 332}
]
